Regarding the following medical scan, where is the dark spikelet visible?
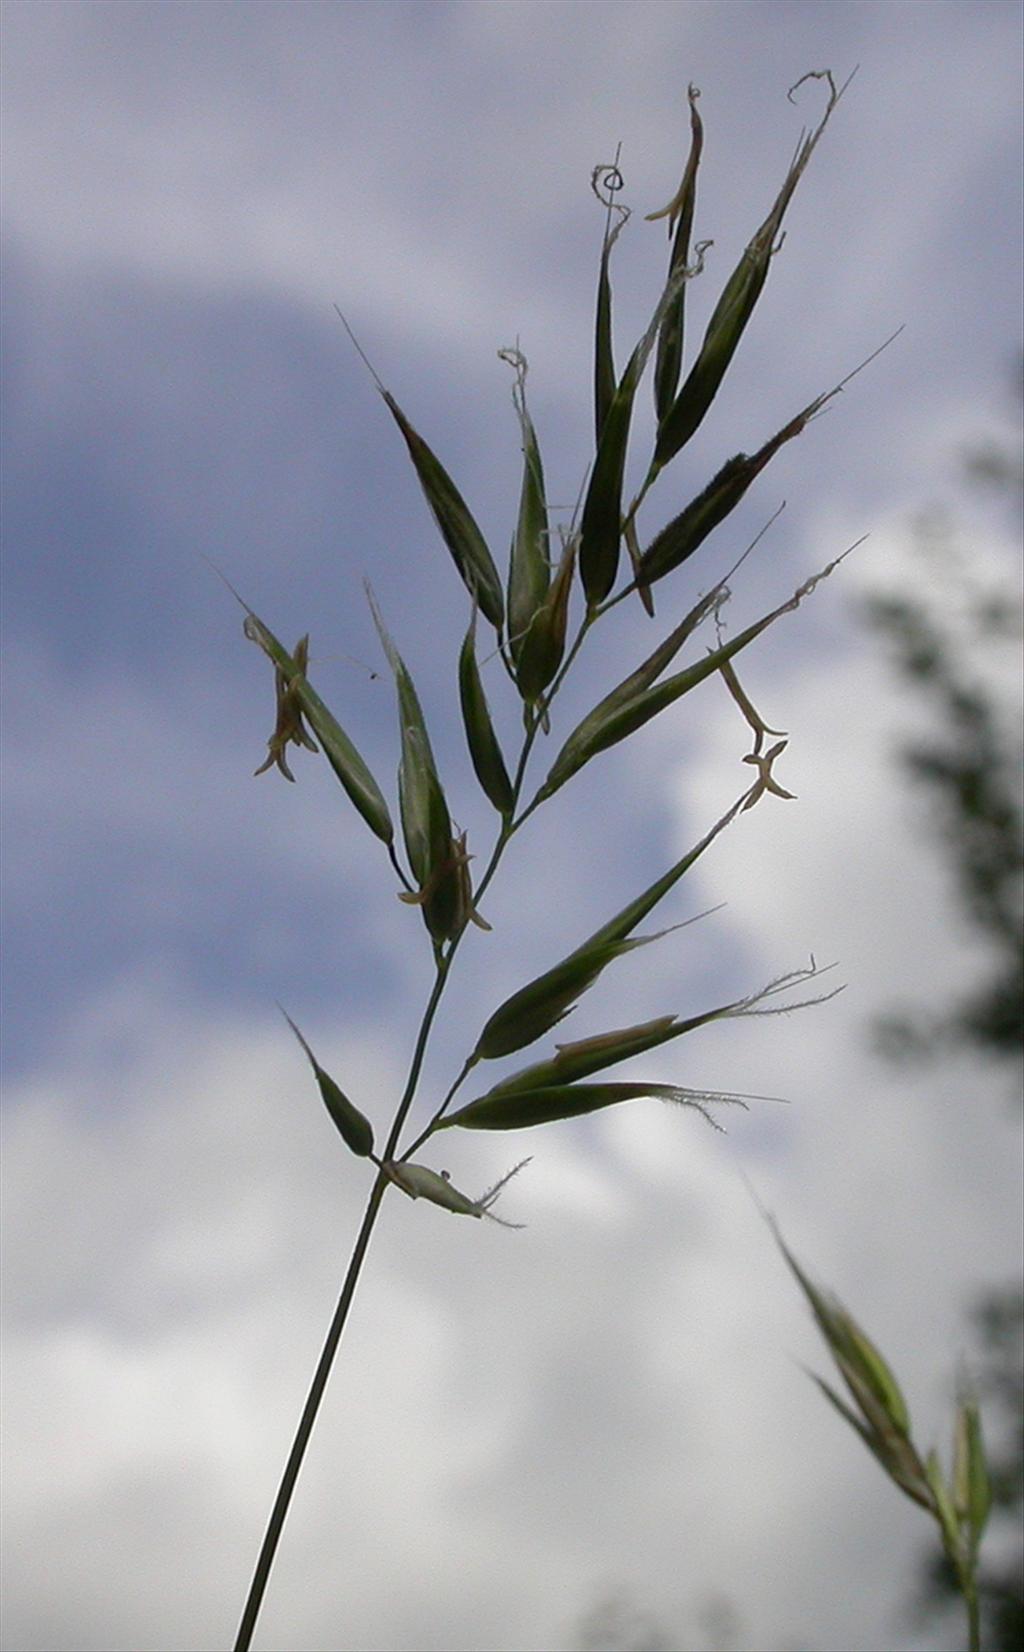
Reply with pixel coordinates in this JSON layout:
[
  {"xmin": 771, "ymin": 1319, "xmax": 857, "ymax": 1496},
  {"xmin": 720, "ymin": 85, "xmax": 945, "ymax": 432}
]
[
  {"xmin": 653, "ymin": 69, "xmax": 849, "ymax": 472},
  {"xmin": 502, "ymin": 349, "xmax": 551, "ymax": 668},
  {"xmin": 591, "ymin": 158, "xmax": 630, "ymax": 447},
  {"xmin": 381, "ymin": 390, "xmax": 505, "ymax": 629},
  {"xmin": 459, "ymin": 610, "xmax": 514, "ymax": 817},
  {"xmin": 648, "ymin": 83, "xmax": 705, "ymax": 423}
]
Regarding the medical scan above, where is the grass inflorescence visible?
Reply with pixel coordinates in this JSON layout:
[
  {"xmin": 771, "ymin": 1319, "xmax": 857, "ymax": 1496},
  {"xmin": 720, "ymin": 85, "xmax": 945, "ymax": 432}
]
[{"xmin": 221, "ymin": 72, "xmax": 989, "ymax": 1652}]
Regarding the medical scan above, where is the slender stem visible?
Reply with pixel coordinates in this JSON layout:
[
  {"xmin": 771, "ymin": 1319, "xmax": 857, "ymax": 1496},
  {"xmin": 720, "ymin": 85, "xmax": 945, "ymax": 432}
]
[
  {"xmin": 965, "ymin": 1578, "xmax": 981, "ymax": 1652},
  {"xmin": 388, "ymin": 840, "xmax": 414, "ymax": 893},
  {"xmin": 232, "ymin": 1174, "xmax": 386, "ymax": 1652},
  {"xmin": 401, "ymin": 1051, "xmax": 479, "ymax": 1160},
  {"xmin": 547, "ymin": 609, "xmax": 595, "ymax": 709},
  {"xmin": 232, "ymin": 961, "xmax": 452, "ymax": 1652}
]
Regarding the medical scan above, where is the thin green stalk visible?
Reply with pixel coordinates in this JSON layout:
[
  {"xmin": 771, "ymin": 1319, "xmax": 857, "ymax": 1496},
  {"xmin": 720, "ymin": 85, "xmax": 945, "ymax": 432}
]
[
  {"xmin": 966, "ymin": 1581, "xmax": 980, "ymax": 1652},
  {"xmin": 231, "ymin": 1173, "xmax": 386, "ymax": 1652},
  {"xmin": 388, "ymin": 840, "xmax": 415, "ymax": 893},
  {"xmin": 232, "ymin": 957, "xmax": 452, "ymax": 1652},
  {"xmin": 400, "ymin": 1042, "xmax": 484, "ymax": 1161}
]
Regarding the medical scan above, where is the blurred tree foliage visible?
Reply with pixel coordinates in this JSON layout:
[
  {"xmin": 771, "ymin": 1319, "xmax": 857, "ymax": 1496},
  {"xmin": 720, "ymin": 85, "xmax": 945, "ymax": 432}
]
[
  {"xmin": 572, "ymin": 1586, "xmax": 745, "ymax": 1652},
  {"xmin": 865, "ymin": 454, "xmax": 1022, "ymax": 1076},
  {"xmin": 862, "ymin": 370, "xmax": 1022, "ymax": 1652}
]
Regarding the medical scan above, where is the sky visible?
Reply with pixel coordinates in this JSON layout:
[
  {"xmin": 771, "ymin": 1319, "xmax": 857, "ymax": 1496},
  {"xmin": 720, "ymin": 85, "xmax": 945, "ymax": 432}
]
[{"xmin": 2, "ymin": 4, "xmax": 1022, "ymax": 1651}]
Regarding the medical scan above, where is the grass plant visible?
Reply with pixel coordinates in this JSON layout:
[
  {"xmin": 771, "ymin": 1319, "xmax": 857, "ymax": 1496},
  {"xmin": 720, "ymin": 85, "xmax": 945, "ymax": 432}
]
[
  {"xmin": 771, "ymin": 1217, "xmax": 993, "ymax": 1652},
  {"xmin": 222, "ymin": 71, "xmax": 990, "ymax": 1651}
]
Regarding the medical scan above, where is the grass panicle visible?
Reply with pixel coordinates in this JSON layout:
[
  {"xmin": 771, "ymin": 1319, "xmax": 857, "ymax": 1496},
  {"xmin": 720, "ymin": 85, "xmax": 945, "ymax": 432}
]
[
  {"xmin": 226, "ymin": 76, "xmax": 964, "ymax": 1652},
  {"xmin": 638, "ymin": 332, "xmax": 902, "ymax": 596},
  {"xmin": 470, "ymin": 797, "xmax": 775, "ymax": 1066},
  {"xmin": 638, "ymin": 382, "xmax": 835, "ymax": 592}
]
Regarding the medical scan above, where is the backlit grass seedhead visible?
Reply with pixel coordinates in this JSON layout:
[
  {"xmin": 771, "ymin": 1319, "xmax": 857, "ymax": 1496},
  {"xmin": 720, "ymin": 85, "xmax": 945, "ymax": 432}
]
[
  {"xmin": 926, "ymin": 1451, "xmax": 968, "ymax": 1572},
  {"xmin": 771, "ymin": 1219, "xmax": 912, "ymax": 1440},
  {"xmin": 482, "ymin": 1014, "xmax": 681, "ymax": 1098},
  {"xmin": 540, "ymin": 577, "xmax": 737, "ymax": 793},
  {"xmin": 807, "ymin": 1366, "xmax": 934, "ymax": 1510},
  {"xmin": 638, "ymin": 386, "xmax": 833, "ymax": 591},
  {"xmin": 639, "ymin": 337, "xmax": 901, "ymax": 598},
  {"xmin": 638, "ymin": 455, "xmax": 756, "ymax": 595},
  {"xmin": 397, "ymin": 730, "xmax": 452, "ymax": 898},
  {"xmin": 583, "ymin": 794, "xmax": 747, "ymax": 950},
  {"xmin": 835, "ymin": 1308, "xmax": 911, "ymax": 1437},
  {"xmin": 469, "ymin": 895, "xmax": 828, "ymax": 1072},
  {"xmin": 924, "ymin": 1418, "xmax": 992, "ymax": 1614},
  {"xmin": 578, "ymin": 328, "xmax": 646, "ymax": 606},
  {"xmin": 399, "ymin": 824, "xmax": 491, "ymax": 942}
]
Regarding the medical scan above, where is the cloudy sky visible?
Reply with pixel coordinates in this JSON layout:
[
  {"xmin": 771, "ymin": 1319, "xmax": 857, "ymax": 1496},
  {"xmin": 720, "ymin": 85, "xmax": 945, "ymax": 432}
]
[{"xmin": 2, "ymin": 5, "xmax": 1021, "ymax": 1651}]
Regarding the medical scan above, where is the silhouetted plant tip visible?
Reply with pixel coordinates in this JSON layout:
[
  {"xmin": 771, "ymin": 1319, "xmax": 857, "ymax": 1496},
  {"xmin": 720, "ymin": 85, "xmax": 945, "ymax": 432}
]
[
  {"xmin": 769, "ymin": 1212, "xmax": 993, "ymax": 1652},
  {"xmin": 223, "ymin": 75, "xmax": 938, "ymax": 1652}
]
